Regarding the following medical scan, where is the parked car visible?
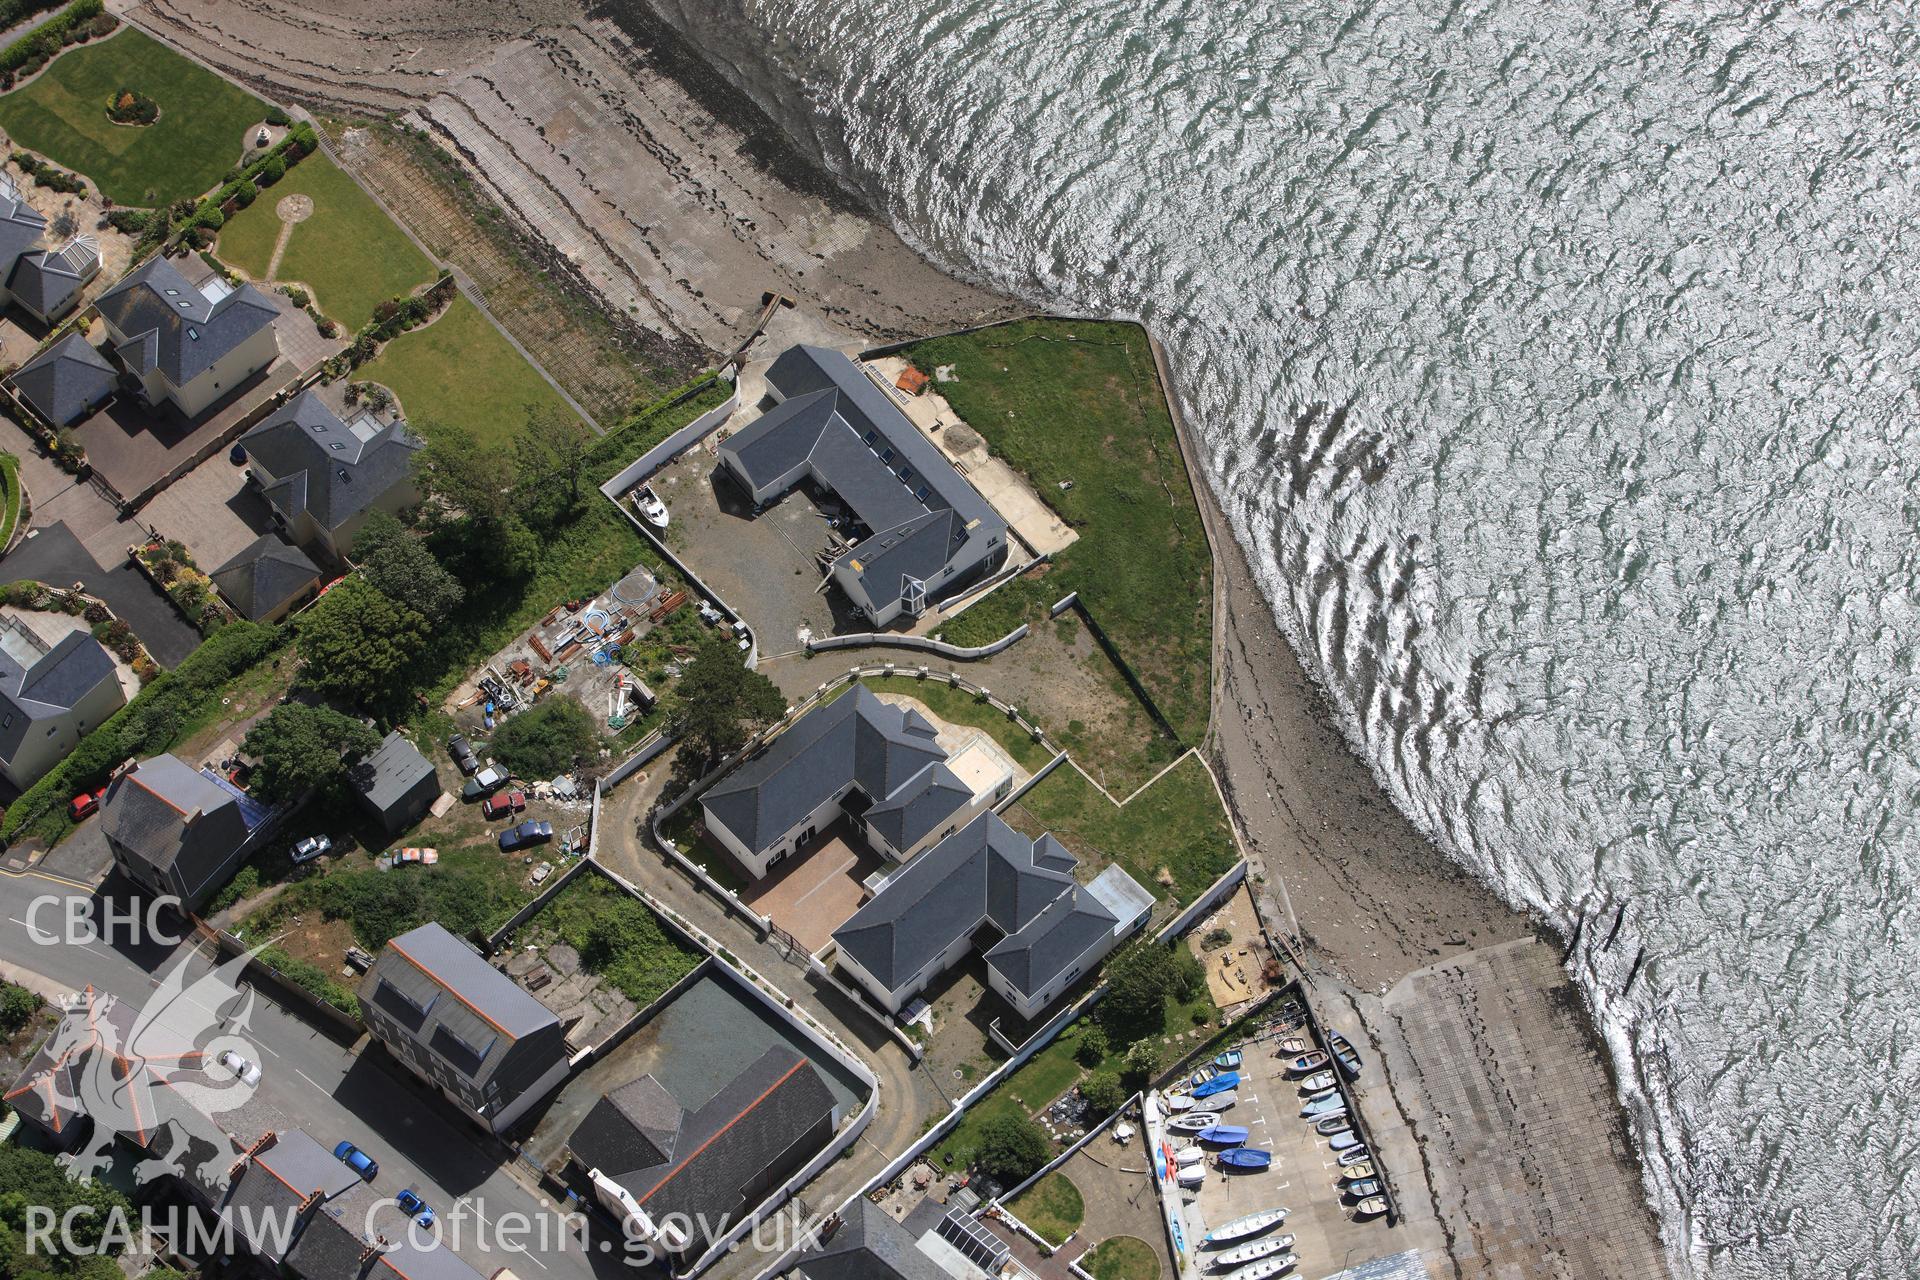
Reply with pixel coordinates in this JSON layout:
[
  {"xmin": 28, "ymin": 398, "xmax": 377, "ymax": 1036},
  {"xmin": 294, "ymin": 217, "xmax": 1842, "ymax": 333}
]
[
  {"xmin": 395, "ymin": 1189, "xmax": 436, "ymax": 1229},
  {"xmin": 68, "ymin": 787, "xmax": 106, "ymax": 821},
  {"xmin": 217, "ymin": 1049, "xmax": 261, "ymax": 1087},
  {"xmin": 461, "ymin": 766, "xmax": 506, "ymax": 801},
  {"xmin": 448, "ymin": 734, "xmax": 479, "ymax": 775},
  {"xmin": 333, "ymin": 1141, "xmax": 378, "ymax": 1181},
  {"xmin": 482, "ymin": 790, "xmax": 526, "ymax": 820},
  {"xmin": 291, "ymin": 834, "xmax": 333, "ymax": 864},
  {"xmin": 498, "ymin": 820, "xmax": 553, "ymax": 852}
]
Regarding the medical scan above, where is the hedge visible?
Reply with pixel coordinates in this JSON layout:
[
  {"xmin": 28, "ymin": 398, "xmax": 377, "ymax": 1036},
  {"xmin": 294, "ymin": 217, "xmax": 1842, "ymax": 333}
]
[
  {"xmin": 257, "ymin": 945, "xmax": 359, "ymax": 1018},
  {"xmin": 0, "ymin": 620, "xmax": 285, "ymax": 843},
  {"xmin": 0, "ymin": 0, "xmax": 104, "ymax": 77}
]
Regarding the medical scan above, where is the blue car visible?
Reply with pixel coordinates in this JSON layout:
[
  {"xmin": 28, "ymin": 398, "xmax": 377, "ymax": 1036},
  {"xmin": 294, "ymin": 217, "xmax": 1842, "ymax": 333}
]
[
  {"xmin": 499, "ymin": 819, "xmax": 553, "ymax": 852},
  {"xmin": 333, "ymin": 1140, "xmax": 378, "ymax": 1181},
  {"xmin": 396, "ymin": 1189, "xmax": 435, "ymax": 1229}
]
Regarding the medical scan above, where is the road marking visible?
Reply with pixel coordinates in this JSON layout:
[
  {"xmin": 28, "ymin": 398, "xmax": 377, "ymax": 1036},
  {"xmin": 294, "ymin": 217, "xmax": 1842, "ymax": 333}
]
[
  {"xmin": 296, "ymin": 1068, "xmax": 327, "ymax": 1092},
  {"xmin": 253, "ymin": 1039, "xmax": 279, "ymax": 1058},
  {"xmin": 459, "ymin": 1200, "xmax": 549, "ymax": 1270},
  {"xmin": 0, "ymin": 866, "xmax": 94, "ymax": 891}
]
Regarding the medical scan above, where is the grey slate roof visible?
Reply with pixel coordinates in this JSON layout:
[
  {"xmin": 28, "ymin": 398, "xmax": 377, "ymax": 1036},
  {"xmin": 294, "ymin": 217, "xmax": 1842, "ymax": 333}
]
[
  {"xmin": 568, "ymin": 1044, "xmax": 837, "ymax": 1245},
  {"xmin": 701, "ymin": 685, "xmax": 967, "ymax": 857},
  {"xmin": 100, "ymin": 753, "xmax": 253, "ymax": 891},
  {"xmin": 285, "ymin": 1185, "xmax": 382, "ymax": 1280},
  {"xmin": 8, "ymin": 236, "xmax": 97, "ymax": 317},
  {"xmin": 369, "ymin": 1237, "xmax": 487, "ymax": 1280},
  {"xmin": 834, "ymin": 813, "xmax": 1143, "ymax": 1001},
  {"xmin": 240, "ymin": 390, "xmax": 422, "ymax": 534},
  {"xmin": 0, "ymin": 174, "xmax": 46, "ymax": 268},
  {"xmin": 11, "ymin": 333, "xmax": 117, "ymax": 427},
  {"xmin": 0, "ymin": 627, "xmax": 117, "ymax": 768},
  {"xmin": 721, "ymin": 347, "xmax": 1007, "ymax": 619},
  {"xmin": 222, "ymin": 1130, "xmax": 361, "ymax": 1264},
  {"xmin": 791, "ymin": 1200, "xmax": 951, "ymax": 1280},
  {"xmin": 94, "ymin": 255, "xmax": 277, "ymax": 388},
  {"xmin": 211, "ymin": 534, "xmax": 321, "ymax": 620},
  {"xmin": 362, "ymin": 923, "xmax": 559, "ymax": 1080},
  {"xmin": 348, "ymin": 730, "xmax": 439, "ymax": 833}
]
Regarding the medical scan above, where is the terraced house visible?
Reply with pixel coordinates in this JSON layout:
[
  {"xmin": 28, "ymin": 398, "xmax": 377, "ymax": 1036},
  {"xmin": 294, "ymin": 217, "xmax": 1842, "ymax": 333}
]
[{"xmin": 358, "ymin": 922, "xmax": 572, "ymax": 1134}]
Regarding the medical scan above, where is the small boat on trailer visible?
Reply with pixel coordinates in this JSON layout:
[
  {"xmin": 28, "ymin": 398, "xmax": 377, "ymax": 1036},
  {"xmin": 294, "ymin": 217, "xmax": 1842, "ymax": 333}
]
[
  {"xmin": 1339, "ymin": 1161, "xmax": 1375, "ymax": 1182},
  {"xmin": 1217, "ymin": 1148, "xmax": 1272, "ymax": 1171},
  {"xmin": 1201, "ymin": 1208, "xmax": 1289, "ymax": 1246},
  {"xmin": 1354, "ymin": 1196, "xmax": 1389, "ymax": 1219},
  {"xmin": 1168, "ymin": 1112, "xmax": 1222, "ymax": 1134},
  {"xmin": 1328, "ymin": 1028, "xmax": 1364, "ymax": 1079},
  {"xmin": 1218, "ymin": 1254, "xmax": 1296, "ymax": 1280},
  {"xmin": 1210, "ymin": 1235, "xmax": 1295, "ymax": 1269},
  {"xmin": 1284, "ymin": 1051, "xmax": 1330, "ymax": 1075},
  {"xmin": 1197, "ymin": 1125, "xmax": 1250, "ymax": 1145}
]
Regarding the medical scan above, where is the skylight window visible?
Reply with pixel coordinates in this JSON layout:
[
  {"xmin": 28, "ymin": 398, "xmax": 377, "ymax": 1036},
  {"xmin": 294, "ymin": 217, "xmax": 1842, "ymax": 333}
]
[
  {"xmin": 330, "ymin": 441, "xmax": 346, "ymax": 450},
  {"xmin": 186, "ymin": 327, "xmax": 199, "ymax": 339},
  {"xmin": 164, "ymin": 288, "xmax": 178, "ymax": 296},
  {"xmin": 880, "ymin": 448, "xmax": 895, "ymax": 464}
]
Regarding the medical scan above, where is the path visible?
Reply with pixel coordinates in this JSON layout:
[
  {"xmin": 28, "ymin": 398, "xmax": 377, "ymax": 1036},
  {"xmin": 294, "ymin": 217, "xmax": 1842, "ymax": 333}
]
[{"xmin": 262, "ymin": 191, "xmax": 312, "ymax": 280}]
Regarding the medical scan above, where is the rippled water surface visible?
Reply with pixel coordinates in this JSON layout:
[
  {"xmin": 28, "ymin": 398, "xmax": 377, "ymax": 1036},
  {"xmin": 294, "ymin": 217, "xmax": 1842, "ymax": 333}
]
[{"xmin": 647, "ymin": 1, "xmax": 1920, "ymax": 1274}]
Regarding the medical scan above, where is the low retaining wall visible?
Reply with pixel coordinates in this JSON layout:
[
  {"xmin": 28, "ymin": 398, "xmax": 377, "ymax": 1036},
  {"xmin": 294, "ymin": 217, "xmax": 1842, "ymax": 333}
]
[
  {"xmin": 598, "ymin": 388, "xmax": 739, "ymax": 499},
  {"xmin": 202, "ymin": 923, "xmax": 362, "ymax": 1039},
  {"xmin": 804, "ymin": 623, "xmax": 1027, "ymax": 660},
  {"xmin": 1154, "ymin": 860, "xmax": 1249, "ymax": 943},
  {"xmin": 484, "ymin": 853, "xmax": 596, "ymax": 951},
  {"xmin": 605, "ymin": 729, "xmax": 674, "ymax": 790}
]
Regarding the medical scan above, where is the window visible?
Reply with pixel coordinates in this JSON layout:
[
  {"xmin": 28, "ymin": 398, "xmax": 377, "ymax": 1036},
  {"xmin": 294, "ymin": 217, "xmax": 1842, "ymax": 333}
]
[
  {"xmin": 879, "ymin": 448, "xmax": 894, "ymax": 464},
  {"xmin": 186, "ymin": 327, "xmax": 199, "ymax": 339},
  {"xmin": 862, "ymin": 429, "xmax": 877, "ymax": 445}
]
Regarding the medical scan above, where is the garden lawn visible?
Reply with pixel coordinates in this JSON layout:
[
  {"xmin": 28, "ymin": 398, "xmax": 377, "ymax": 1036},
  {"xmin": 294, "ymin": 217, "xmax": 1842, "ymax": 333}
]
[
  {"xmin": 1009, "ymin": 1173, "xmax": 1084, "ymax": 1246},
  {"xmin": 1012, "ymin": 755, "xmax": 1237, "ymax": 907},
  {"xmin": 0, "ymin": 29, "xmax": 264, "ymax": 205},
  {"xmin": 909, "ymin": 321, "xmax": 1213, "ymax": 744},
  {"xmin": 1086, "ymin": 1237, "xmax": 1158, "ymax": 1280},
  {"xmin": 217, "ymin": 150, "xmax": 434, "ymax": 330},
  {"xmin": 358, "ymin": 293, "xmax": 579, "ymax": 449},
  {"xmin": 0, "ymin": 454, "xmax": 18, "ymax": 548}
]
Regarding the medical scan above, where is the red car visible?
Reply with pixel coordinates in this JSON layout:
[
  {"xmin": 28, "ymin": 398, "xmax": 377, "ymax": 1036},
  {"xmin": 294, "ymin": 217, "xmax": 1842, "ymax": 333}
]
[
  {"xmin": 482, "ymin": 790, "xmax": 526, "ymax": 820},
  {"xmin": 69, "ymin": 786, "xmax": 107, "ymax": 821}
]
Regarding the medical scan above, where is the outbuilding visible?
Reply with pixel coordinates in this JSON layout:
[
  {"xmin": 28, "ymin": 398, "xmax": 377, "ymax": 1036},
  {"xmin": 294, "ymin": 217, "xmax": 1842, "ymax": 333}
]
[{"xmin": 348, "ymin": 730, "xmax": 441, "ymax": 836}]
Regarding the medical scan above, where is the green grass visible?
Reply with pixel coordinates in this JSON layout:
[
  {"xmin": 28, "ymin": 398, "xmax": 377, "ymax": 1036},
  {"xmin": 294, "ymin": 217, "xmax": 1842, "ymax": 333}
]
[
  {"xmin": 852, "ymin": 674, "xmax": 1056, "ymax": 771},
  {"xmin": 217, "ymin": 149, "xmax": 434, "ymax": 329},
  {"xmin": 1008, "ymin": 1173, "xmax": 1083, "ymax": 1246},
  {"xmin": 244, "ymin": 841, "xmax": 535, "ymax": 949},
  {"xmin": 526, "ymin": 871, "xmax": 702, "ymax": 1004},
  {"xmin": 0, "ymin": 454, "xmax": 19, "ymax": 549},
  {"xmin": 1086, "ymin": 1237, "xmax": 1158, "ymax": 1280},
  {"xmin": 908, "ymin": 321, "xmax": 1212, "ymax": 743},
  {"xmin": 1013, "ymin": 755, "xmax": 1236, "ymax": 907},
  {"xmin": 358, "ymin": 293, "xmax": 580, "ymax": 449},
  {"xmin": 0, "ymin": 29, "xmax": 265, "ymax": 205}
]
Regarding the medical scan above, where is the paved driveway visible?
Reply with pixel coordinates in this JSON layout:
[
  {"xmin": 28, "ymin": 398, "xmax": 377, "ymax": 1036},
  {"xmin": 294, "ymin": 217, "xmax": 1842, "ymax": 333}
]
[
  {"xmin": 140, "ymin": 450, "xmax": 277, "ymax": 573},
  {"xmin": 0, "ymin": 522, "xmax": 200, "ymax": 666}
]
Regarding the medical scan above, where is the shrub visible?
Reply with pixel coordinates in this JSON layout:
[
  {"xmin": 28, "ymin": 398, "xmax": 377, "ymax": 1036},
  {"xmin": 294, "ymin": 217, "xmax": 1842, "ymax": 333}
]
[
  {"xmin": 192, "ymin": 204, "xmax": 224, "ymax": 231},
  {"xmin": 10, "ymin": 151, "xmax": 36, "ymax": 173},
  {"xmin": 208, "ymin": 864, "xmax": 259, "ymax": 914},
  {"xmin": 264, "ymin": 105, "xmax": 290, "ymax": 127},
  {"xmin": 1119, "ymin": 1040, "xmax": 1163, "ymax": 1092},
  {"xmin": 230, "ymin": 182, "xmax": 256, "ymax": 209},
  {"xmin": 974, "ymin": 1113, "xmax": 1050, "ymax": 1182},
  {"xmin": 282, "ymin": 285, "xmax": 309, "ymax": 309},
  {"xmin": 258, "ymin": 946, "xmax": 358, "ymax": 1017},
  {"xmin": 1074, "ymin": 1025, "xmax": 1109, "ymax": 1067},
  {"xmin": 106, "ymin": 89, "xmax": 158, "ymax": 125},
  {"xmin": 488, "ymin": 694, "xmax": 602, "ymax": 778},
  {"xmin": 1080, "ymin": 1070, "xmax": 1125, "ymax": 1116},
  {"xmin": 0, "ymin": 0, "xmax": 100, "ymax": 74},
  {"xmin": 1201, "ymin": 926, "xmax": 1233, "ymax": 951},
  {"xmin": 85, "ymin": 9, "xmax": 112, "ymax": 36},
  {"xmin": 256, "ymin": 154, "xmax": 286, "ymax": 187},
  {"xmin": 0, "ymin": 980, "xmax": 38, "ymax": 1032},
  {"xmin": 82, "ymin": 601, "xmax": 108, "ymax": 625}
]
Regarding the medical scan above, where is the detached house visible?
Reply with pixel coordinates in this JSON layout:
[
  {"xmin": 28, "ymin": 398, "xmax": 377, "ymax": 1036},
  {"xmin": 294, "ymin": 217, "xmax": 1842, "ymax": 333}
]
[
  {"xmin": 11, "ymin": 333, "xmax": 117, "ymax": 427},
  {"xmin": 100, "ymin": 753, "xmax": 281, "ymax": 913},
  {"xmin": 0, "ymin": 174, "xmax": 102, "ymax": 324},
  {"xmin": 358, "ymin": 922, "xmax": 571, "ymax": 1134},
  {"xmin": 94, "ymin": 255, "xmax": 278, "ymax": 419},
  {"xmin": 239, "ymin": 389, "xmax": 422, "ymax": 560},
  {"xmin": 0, "ymin": 612, "xmax": 125, "ymax": 789}
]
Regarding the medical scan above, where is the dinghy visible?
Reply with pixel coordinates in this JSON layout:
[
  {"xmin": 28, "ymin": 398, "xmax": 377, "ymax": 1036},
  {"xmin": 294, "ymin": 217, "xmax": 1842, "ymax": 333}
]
[
  {"xmin": 1328, "ymin": 1129, "xmax": 1363, "ymax": 1151},
  {"xmin": 1301, "ymin": 1092, "xmax": 1345, "ymax": 1118},
  {"xmin": 1276, "ymin": 1037, "xmax": 1308, "ymax": 1055},
  {"xmin": 1218, "ymin": 1255, "xmax": 1296, "ymax": 1280},
  {"xmin": 1168, "ymin": 1112, "xmax": 1222, "ymax": 1134},
  {"xmin": 1346, "ymin": 1178, "xmax": 1382, "ymax": 1198},
  {"xmin": 1193, "ymin": 1072, "xmax": 1241, "ymax": 1099},
  {"xmin": 1217, "ymin": 1147, "xmax": 1272, "ymax": 1171},
  {"xmin": 1328, "ymin": 1028, "xmax": 1364, "ymax": 1080},
  {"xmin": 1284, "ymin": 1051, "xmax": 1330, "ymax": 1075},
  {"xmin": 1201, "ymin": 1208, "xmax": 1290, "ymax": 1245},
  {"xmin": 1190, "ymin": 1065, "xmax": 1218, "ymax": 1088},
  {"xmin": 1166, "ymin": 1093, "xmax": 1197, "ymax": 1113},
  {"xmin": 1339, "ymin": 1161, "xmax": 1375, "ymax": 1182},
  {"xmin": 1314, "ymin": 1113, "xmax": 1354, "ymax": 1136},
  {"xmin": 1337, "ymin": 1145, "xmax": 1373, "ymax": 1167},
  {"xmin": 1214, "ymin": 1049, "xmax": 1243, "ymax": 1069},
  {"xmin": 1210, "ymin": 1235, "xmax": 1295, "ymax": 1269},
  {"xmin": 1207, "ymin": 1091, "xmax": 1238, "ymax": 1111},
  {"xmin": 1176, "ymin": 1164, "xmax": 1208, "ymax": 1188},
  {"xmin": 1144, "ymin": 1093, "xmax": 1164, "ymax": 1124},
  {"xmin": 1197, "ymin": 1125, "xmax": 1250, "ymax": 1145},
  {"xmin": 1299, "ymin": 1071, "xmax": 1336, "ymax": 1093},
  {"xmin": 1354, "ymin": 1197, "xmax": 1388, "ymax": 1219},
  {"xmin": 1175, "ymin": 1146, "xmax": 1208, "ymax": 1168}
]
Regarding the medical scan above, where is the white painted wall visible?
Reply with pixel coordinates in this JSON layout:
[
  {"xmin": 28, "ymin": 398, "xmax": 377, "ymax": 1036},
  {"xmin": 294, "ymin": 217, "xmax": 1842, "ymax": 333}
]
[
  {"xmin": 166, "ymin": 325, "xmax": 278, "ymax": 418},
  {"xmin": 0, "ymin": 671, "xmax": 126, "ymax": 790}
]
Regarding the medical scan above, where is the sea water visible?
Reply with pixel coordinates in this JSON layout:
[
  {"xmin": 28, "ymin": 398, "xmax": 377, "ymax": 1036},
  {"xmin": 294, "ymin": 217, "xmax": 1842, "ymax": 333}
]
[{"xmin": 640, "ymin": 1, "xmax": 1920, "ymax": 1275}]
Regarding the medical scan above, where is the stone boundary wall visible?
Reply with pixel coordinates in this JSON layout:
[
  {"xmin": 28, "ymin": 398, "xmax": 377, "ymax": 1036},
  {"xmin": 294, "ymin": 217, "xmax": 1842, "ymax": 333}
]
[{"xmin": 804, "ymin": 623, "xmax": 1027, "ymax": 660}]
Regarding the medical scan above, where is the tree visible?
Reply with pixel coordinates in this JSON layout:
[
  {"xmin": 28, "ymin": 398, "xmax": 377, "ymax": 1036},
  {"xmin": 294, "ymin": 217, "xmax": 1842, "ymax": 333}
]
[
  {"xmin": 667, "ymin": 642, "xmax": 785, "ymax": 766},
  {"xmin": 241, "ymin": 702, "xmax": 380, "ymax": 801},
  {"xmin": 514, "ymin": 405, "xmax": 594, "ymax": 514},
  {"xmin": 0, "ymin": 983, "xmax": 36, "ymax": 1033},
  {"xmin": 0, "ymin": 1145, "xmax": 129, "ymax": 1280},
  {"xmin": 1118, "ymin": 1039, "xmax": 1163, "ymax": 1092},
  {"xmin": 353, "ymin": 512, "xmax": 464, "ymax": 620},
  {"xmin": 489, "ymin": 695, "xmax": 602, "ymax": 778},
  {"xmin": 973, "ymin": 1112, "xmax": 1049, "ymax": 1182},
  {"xmin": 1080, "ymin": 1070, "xmax": 1125, "ymax": 1117},
  {"xmin": 1098, "ymin": 941, "xmax": 1179, "ymax": 1039},
  {"xmin": 296, "ymin": 577, "xmax": 427, "ymax": 708},
  {"xmin": 413, "ymin": 420, "xmax": 509, "ymax": 524},
  {"xmin": 1171, "ymin": 946, "xmax": 1207, "ymax": 1002},
  {"xmin": 1074, "ymin": 1024, "xmax": 1109, "ymax": 1067}
]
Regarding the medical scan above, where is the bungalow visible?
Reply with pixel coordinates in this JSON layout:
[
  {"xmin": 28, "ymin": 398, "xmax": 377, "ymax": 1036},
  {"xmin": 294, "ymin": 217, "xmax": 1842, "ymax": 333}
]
[
  {"xmin": 699, "ymin": 685, "xmax": 1008, "ymax": 880},
  {"xmin": 239, "ymin": 390, "xmax": 422, "ymax": 560},
  {"xmin": 832, "ymin": 813, "xmax": 1154, "ymax": 1021},
  {"xmin": 99, "ymin": 753, "xmax": 282, "ymax": 913},
  {"xmin": 358, "ymin": 922, "xmax": 571, "ymax": 1134},
  {"xmin": 10, "ymin": 333, "xmax": 117, "ymax": 427},
  {"xmin": 94, "ymin": 255, "xmax": 279, "ymax": 419},
  {"xmin": 718, "ymin": 346, "xmax": 1009, "ymax": 628},
  {"xmin": 0, "ymin": 612, "xmax": 126, "ymax": 789}
]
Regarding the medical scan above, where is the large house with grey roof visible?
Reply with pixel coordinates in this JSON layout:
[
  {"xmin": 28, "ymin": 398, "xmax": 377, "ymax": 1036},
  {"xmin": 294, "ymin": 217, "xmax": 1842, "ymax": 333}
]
[
  {"xmin": 568, "ymin": 1043, "xmax": 839, "ymax": 1266},
  {"xmin": 94, "ymin": 254, "xmax": 279, "ymax": 419},
  {"xmin": 699, "ymin": 685, "xmax": 1008, "ymax": 880},
  {"xmin": 239, "ymin": 390, "xmax": 422, "ymax": 561},
  {"xmin": 719, "ymin": 346, "xmax": 1009, "ymax": 628},
  {"xmin": 833, "ymin": 813, "xmax": 1154, "ymax": 1021},
  {"xmin": 0, "ymin": 612, "xmax": 125, "ymax": 789},
  {"xmin": 100, "ymin": 752, "xmax": 282, "ymax": 913},
  {"xmin": 358, "ymin": 922, "xmax": 571, "ymax": 1134},
  {"xmin": 11, "ymin": 332, "xmax": 117, "ymax": 427},
  {"xmin": 0, "ymin": 173, "xmax": 100, "ymax": 325}
]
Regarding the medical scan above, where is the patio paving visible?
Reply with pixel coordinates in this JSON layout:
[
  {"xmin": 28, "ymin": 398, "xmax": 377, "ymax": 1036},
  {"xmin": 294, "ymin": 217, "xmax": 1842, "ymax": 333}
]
[
  {"xmin": 740, "ymin": 819, "xmax": 884, "ymax": 953},
  {"xmin": 139, "ymin": 448, "xmax": 280, "ymax": 576}
]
